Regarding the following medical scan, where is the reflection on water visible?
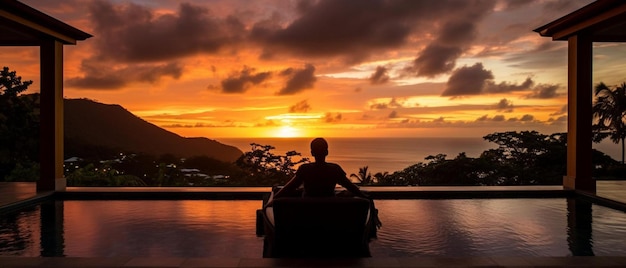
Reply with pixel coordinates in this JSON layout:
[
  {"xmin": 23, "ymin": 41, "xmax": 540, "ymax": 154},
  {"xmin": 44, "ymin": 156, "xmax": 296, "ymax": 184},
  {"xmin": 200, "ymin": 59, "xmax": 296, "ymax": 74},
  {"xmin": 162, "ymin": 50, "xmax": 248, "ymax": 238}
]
[
  {"xmin": 370, "ymin": 199, "xmax": 571, "ymax": 257},
  {"xmin": 2, "ymin": 198, "xmax": 626, "ymax": 257},
  {"xmin": 0, "ymin": 206, "xmax": 40, "ymax": 256}
]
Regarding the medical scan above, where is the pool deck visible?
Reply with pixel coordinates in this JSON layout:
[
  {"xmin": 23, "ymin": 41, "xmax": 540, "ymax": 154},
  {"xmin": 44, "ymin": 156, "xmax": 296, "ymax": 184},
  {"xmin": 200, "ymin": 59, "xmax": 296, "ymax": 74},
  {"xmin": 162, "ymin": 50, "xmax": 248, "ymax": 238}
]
[{"xmin": 2, "ymin": 182, "xmax": 626, "ymax": 267}]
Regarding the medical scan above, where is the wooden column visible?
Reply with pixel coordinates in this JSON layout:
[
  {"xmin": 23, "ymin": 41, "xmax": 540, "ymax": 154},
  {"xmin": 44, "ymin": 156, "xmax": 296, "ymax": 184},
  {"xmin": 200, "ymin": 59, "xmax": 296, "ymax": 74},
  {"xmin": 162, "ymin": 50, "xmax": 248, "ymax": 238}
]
[
  {"xmin": 38, "ymin": 39, "xmax": 65, "ymax": 192},
  {"xmin": 564, "ymin": 34, "xmax": 595, "ymax": 193}
]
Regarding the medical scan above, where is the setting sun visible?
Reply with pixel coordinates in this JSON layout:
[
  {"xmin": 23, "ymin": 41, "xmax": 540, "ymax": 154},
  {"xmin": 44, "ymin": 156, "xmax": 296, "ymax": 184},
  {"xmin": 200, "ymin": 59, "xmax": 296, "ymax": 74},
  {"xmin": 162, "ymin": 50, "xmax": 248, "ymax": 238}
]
[{"xmin": 275, "ymin": 126, "xmax": 303, "ymax": 138}]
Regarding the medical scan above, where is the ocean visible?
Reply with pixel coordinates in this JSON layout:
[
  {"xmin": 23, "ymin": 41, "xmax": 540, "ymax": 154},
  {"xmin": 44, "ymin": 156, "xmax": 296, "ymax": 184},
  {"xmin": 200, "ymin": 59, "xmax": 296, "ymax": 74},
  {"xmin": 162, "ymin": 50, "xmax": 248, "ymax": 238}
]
[{"xmin": 216, "ymin": 137, "xmax": 623, "ymax": 175}]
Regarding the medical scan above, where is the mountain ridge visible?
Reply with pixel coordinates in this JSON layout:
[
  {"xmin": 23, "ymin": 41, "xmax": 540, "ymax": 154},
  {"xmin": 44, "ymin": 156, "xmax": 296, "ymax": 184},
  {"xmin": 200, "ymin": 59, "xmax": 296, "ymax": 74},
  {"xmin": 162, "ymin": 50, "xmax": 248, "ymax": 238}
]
[{"xmin": 64, "ymin": 98, "xmax": 242, "ymax": 162}]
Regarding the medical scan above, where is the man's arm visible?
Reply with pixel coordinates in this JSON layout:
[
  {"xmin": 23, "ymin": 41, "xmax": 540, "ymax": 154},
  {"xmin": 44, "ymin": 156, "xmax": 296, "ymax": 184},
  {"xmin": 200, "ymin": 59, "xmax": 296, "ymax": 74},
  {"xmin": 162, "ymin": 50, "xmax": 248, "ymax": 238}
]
[
  {"xmin": 338, "ymin": 176, "xmax": 367, "ymax": 198},
  {"xmin": 265, "ymin": 174, "xmax": 303, "ymax": 207}
]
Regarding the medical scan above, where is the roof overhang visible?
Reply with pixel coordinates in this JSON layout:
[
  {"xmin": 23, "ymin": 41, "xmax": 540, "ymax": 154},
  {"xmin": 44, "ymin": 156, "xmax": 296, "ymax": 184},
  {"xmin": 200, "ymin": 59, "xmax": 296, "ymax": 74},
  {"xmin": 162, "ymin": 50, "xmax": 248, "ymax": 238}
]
[
  {"xmin": 0, "ymin": 0, "xmax": 92, "ymax": 46},
  {"xmin": 534, "ymin": 0, "xmax": 626, "ymax": 42}
]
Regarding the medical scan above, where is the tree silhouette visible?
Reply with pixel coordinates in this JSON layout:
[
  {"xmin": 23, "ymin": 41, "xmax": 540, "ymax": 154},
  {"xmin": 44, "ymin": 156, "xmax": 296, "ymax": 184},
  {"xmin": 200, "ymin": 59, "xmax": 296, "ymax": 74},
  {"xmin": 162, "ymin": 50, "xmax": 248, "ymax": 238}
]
[
  {"xmin": 1, "ymin": 67, "xmax": 33, "ymax": 95},
  {"xmin": 592, "ymin": 82, "xmax": 626, "ymax": 163},
  {"xmin": 373, "ymin": 171, "xmax": 390, "ymax": 184},
  {"xmin": 0, "ymin": 67, "xmax": 38, "ymax": 181},
  {"xmin": 235, "ymin": 143, "xmax": 309, "ymax": 185},
  {"xmin": 350, "ymin": 166, "xmax": 373, "ymax": 185}
]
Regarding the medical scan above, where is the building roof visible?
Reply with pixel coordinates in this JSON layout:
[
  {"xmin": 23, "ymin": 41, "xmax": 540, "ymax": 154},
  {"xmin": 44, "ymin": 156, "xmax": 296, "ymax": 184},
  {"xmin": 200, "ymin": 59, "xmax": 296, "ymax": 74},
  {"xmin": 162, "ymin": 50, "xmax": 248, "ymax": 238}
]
[
  {"xmin": 0, "ymin": 0, "xmax": 92, "ymax": 45},
  {"xmin": 534, "ymin": 0, "xmax": 626, "ymax": 42}
]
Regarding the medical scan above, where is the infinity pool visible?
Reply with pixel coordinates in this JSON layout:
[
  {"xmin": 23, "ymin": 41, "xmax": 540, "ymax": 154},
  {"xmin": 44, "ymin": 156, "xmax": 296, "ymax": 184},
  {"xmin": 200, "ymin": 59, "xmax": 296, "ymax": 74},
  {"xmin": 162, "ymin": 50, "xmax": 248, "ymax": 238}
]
[{"xmin": 1, "ymin": 198, "xmax": 626, "ymax": 257}]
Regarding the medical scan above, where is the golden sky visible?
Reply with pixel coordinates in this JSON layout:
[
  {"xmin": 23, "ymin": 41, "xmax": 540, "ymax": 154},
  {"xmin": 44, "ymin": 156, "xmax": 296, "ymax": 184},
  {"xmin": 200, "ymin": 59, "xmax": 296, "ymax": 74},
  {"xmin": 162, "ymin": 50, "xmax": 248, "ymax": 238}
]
[{"xmin": 5, "ymin": 0, "xmax": 626, "ymax": 138}]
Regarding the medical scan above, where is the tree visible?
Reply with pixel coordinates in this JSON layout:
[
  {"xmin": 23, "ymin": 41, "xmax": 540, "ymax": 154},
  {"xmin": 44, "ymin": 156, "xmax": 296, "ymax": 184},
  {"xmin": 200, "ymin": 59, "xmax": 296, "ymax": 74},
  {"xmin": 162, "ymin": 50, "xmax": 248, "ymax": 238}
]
[
  {"xmin": 235, "ymin": 143, "xmax": 309, "ymax": 186},
  {"xmin": 350, "ymin": 166, "xmax": 373, "ymax": 185},
  {"xmin": 1, "ymin": 67, "xmax": 33, "ymax": 95},
  {"xmin": 373, "ymin": 171, "xmax": 390, "ymax": 185},
  {"xmin": 482, "ymin": 131, "xmax": 566, "ymax": 185},
  {"xmin": 0, "ymin": 67, "xmax": 38, "ymax": 181},
  {"xmin": 592, "ymin": 82, "xmax": 626, "ymax": 164}
]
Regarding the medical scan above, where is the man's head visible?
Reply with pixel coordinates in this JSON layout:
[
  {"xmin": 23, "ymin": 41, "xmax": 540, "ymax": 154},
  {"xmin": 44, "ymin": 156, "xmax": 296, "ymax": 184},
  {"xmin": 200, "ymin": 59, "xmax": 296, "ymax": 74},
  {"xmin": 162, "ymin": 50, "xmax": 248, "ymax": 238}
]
[{"xmin": 310, "ymin": 138, "xmax": 329, "ymax": 157}]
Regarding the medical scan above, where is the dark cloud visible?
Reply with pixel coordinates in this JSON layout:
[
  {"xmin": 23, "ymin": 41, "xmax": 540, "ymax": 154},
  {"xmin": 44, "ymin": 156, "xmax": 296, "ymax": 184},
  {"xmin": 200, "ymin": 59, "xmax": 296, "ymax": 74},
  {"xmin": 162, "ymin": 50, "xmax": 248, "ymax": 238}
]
[
  {"xmin": 406, "ymin": 45, "xmax": 463, "ymax": 77},
  {"xmin": 404, "ymin": 4, "xmax": 493, "ymax": 78},
  {"xmin": 370, "ymin": 103, "xmax": 389, "ymax": 110},
  {"xmin": 369, "ymin": 66, "xmax": 390, "ymax": 84},
  {"xmin": 492, "ymin": 115, "xmax": 506, "ymax": 121},
  {"xmin": 550, "ymin": 105, "xmax": 567, "ymax": 116},
  {"xmin": 388, "ymin": 110, "xmax": 399, "ymax": 118},
  {"xmin": 441, "ymin": 63, "xmax": 556, "ymax": 97},
  {"xmin": 525, "ymin": 83, "xmax": 563, "ymax": 99},
  {"xmin": 485, "ymin": 77, "xmax": 534, "ymax": 93},
  {"xmin": 70, "ymin": 0, "xmax": 245, "ymax": 89},
  {"xmin": 220, "ymin": 66, "xmax": 271, "ymax": 93},
  {"xmin": 277, "ymin": 64, "xmax": 316, "ymax": 95},
  {"xmin": 548, "ymin": 115, "xmax": 568, "ymax": 124},
  {"xmin": 437, "ymin": 19, "xmax": 480, "ymax": 46},
  {"xmin": 441, "ymin": 63, "xmax": 493, "ymax": 96},
  {"xmin": 495, "ymin": 98, "xmax": 514, "ymax": 112},
  {"xmin": 252, "ymin": 0, "xmax": 494, "ymax": 63},
  {"xmin": 370, "ymin": 97, "xmax": 403, "ymax": 110},
  {"xmin": 476, "ymin": 114, "xmax": 506, "ymax": 122},
  {"xmin": 67, "ymin": 60, "xmax": 182, "ymax": 89},
  {"xmin": 252, "ymin": 0, "xmax": 411, "ymax": 59},
  {"xmin": 289, "ymin": 100, "xmax": 312, "ymax": 113},
  {"xmin": 89, "ymin": 0, "xmax": 245, "ymax": 62},
  {"xmin": 520, "ymin": 114, "xmax": 534, "ymax": 121},
  {"xmin": 324, "ymin": 112, "xmax": 342, "ymax": 123}
]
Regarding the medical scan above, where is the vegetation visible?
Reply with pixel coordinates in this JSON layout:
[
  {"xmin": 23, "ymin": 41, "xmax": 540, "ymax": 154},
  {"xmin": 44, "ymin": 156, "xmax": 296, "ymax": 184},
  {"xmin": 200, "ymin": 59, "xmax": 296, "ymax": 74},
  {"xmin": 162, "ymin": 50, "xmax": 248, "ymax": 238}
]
[
  {"xmin": 235, "ymin": 143, "xmax": 309, "ymax": 186},
  {"xmin": 592, "ymin": 82, "xmax": 626, "ymax": 164},
  {"xmin": 65, "ymin": 152, "xmax": 244, "ymax": 187},
  {"xmin": 0, "ymin": 67, "xmax": 39, "ymax": 181},
  {"xmin": 63, "ymin": 142, "xmax": 309, "ymax": 187},
  {"xmin": 360, "ymin": 131, "xmax": 620, "ymax": 186},
  {"xmin": 350, "ymin": 166, "xmax": 373, "ymax": 185}
]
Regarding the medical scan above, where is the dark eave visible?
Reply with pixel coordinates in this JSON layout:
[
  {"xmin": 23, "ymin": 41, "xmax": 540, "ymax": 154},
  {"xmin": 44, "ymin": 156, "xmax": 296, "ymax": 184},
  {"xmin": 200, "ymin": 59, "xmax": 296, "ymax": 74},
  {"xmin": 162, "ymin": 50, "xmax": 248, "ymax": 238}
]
[
  {"xmin": 533, "ymin": 0, "xmax": 626, "ymax": 42},
  {"xmin": 0, "ymin": 0, "xmax": 92, "ymax": 46}
]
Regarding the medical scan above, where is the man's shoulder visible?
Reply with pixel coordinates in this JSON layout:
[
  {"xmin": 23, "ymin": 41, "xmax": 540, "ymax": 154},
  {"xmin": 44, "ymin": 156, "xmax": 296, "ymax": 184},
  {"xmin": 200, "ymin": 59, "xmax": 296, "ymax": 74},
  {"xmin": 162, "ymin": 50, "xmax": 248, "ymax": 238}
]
[
  {"xmin": 324, "ymin": 162, "xmax": 342, "ymax": 169},
  {"xmin": 299, "ymin": 163, "xmax": 315, "ymax": 168},
  {"xmin": 323, "ymin": 162, "xmax": 346, "ymax": 174},
  {"xmin": 298, "ymin": 162, "xmax": 343, "ymax": 170}
]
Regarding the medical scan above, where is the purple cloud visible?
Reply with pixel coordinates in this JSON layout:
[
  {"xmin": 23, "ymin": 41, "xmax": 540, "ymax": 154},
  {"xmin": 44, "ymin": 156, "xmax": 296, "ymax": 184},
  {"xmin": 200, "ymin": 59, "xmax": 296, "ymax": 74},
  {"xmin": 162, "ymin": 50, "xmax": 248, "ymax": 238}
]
[
  {"xmin": 369, "ymin": 66, "xmax": 390, "ymax": 84},
  {"xmin": 289, "ymin": 100, "xmax": 312, "ymax": 113},
  {"xmin": 442, "ymin": 63, "xmax": 493, "ymax": 96},
  {"xmin": 277, "ymin": 64, "xmax": 317, "ymax": 95},
  {"xmin": 220, "ymin": 66, "xmax": 271, "ymax": 93}
]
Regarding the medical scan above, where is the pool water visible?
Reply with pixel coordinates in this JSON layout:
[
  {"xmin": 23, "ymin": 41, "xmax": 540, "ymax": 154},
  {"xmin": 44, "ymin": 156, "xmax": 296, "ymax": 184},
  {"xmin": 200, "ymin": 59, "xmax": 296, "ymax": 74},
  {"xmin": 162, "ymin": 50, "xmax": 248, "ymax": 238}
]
[{"xmin": 1, "ymin": 198, "xmax": 626, "ymax": 257}]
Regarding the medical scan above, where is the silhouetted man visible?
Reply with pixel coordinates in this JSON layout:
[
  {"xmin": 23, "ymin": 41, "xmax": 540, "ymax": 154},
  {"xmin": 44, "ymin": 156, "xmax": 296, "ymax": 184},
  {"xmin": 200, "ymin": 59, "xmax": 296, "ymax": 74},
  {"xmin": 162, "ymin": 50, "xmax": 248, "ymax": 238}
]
[{"xmin": 272, "ymin": 138, "xmax": 366, "ymax": 199}]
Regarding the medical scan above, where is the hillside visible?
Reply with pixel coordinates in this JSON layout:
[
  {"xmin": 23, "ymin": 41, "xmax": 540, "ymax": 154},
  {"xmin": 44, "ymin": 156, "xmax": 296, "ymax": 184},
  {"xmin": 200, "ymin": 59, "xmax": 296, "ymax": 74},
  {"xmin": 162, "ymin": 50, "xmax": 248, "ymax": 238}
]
[{"xmin": 64, "ymin": 98, "xmax": 242, "ymax": 162}]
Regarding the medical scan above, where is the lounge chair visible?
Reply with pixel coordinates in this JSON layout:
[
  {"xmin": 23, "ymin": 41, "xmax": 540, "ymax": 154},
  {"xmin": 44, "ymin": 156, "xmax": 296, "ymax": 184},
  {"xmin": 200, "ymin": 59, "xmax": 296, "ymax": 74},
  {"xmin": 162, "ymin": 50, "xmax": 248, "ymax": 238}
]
[{"xmin": 258, "ymin": 189, "xmax": 373, "ymax": 258}]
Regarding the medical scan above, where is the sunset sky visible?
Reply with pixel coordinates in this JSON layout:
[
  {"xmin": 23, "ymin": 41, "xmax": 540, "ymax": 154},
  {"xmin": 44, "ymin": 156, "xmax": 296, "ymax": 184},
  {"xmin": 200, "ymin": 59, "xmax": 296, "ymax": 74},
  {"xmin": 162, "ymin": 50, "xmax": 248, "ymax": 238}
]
[{"xmin": 5, "ymin": 0, "xmax": 626, "ymax": 138}]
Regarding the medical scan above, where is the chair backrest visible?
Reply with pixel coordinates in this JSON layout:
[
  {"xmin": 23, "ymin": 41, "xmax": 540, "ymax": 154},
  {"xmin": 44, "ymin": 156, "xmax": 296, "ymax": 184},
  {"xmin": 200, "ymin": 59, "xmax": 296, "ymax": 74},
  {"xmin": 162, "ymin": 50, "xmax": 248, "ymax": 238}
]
[{"xmin": 270, "ymin": 197, "xmax": 371, "ymax": 257}]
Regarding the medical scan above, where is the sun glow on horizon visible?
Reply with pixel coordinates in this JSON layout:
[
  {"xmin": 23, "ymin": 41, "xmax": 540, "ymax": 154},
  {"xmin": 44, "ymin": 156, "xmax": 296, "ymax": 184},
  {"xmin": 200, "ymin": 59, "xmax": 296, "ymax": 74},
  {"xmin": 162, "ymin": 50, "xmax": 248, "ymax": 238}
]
[{"xmin": 275, "ymin": 126, "xmax": 304, "ymax": 138}]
